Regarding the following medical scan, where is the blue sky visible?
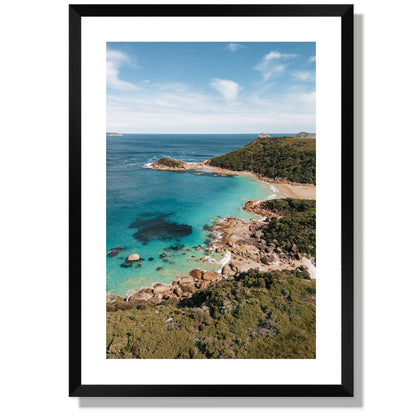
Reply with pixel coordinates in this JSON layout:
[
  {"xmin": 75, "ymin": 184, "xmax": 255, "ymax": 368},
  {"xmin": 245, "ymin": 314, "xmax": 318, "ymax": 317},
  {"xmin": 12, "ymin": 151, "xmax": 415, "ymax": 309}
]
[{"xmin": 107, "ymin": 42, "xmax": 315, "ymax": 134}]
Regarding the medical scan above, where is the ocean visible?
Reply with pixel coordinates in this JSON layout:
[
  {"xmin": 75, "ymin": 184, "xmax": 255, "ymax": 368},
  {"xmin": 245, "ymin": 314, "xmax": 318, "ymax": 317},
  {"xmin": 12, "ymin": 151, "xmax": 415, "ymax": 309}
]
[{"xmin": 106, "ymin": 134, "xmax": 291, "ymax": 296}]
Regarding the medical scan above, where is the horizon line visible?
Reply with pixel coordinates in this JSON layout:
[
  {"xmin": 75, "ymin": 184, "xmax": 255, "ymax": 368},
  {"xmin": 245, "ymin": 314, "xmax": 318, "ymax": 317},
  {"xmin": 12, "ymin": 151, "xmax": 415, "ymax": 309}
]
[{"xmin": 106, "ymin": 132, "xmax": 314, "ymax": 135}]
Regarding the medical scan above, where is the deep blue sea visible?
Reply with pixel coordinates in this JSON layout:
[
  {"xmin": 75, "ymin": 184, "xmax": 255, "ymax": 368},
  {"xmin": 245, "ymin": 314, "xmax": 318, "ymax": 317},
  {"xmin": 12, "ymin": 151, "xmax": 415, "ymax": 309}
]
[{"xmin": 106, "ymin": 134, "xmax": 292, "ymax": 296}]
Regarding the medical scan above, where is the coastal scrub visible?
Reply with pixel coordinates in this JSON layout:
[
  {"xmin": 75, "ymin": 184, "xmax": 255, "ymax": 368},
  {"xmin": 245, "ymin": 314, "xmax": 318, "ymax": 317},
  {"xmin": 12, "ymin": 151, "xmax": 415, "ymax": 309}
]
[
  {"xmin": 156, "ymin": 157, "xmax": 185, "ymax": 168},
  {"xmin": 260, "ymin": 199, "xmax": 316, "ymax": 257},
  {"xmin": 209, "ymin": 136, "xmax": 316, "ymax": 184},
  {"xmin": 107, "ymin": 269, "xmax": 316, "ymax": 359}
]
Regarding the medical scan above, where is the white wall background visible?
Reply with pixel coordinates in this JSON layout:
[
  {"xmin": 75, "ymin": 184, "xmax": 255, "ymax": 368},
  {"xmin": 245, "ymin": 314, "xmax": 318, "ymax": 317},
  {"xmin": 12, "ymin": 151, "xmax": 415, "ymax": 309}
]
[{"xmin": 0, "ymin": 0, "xmax": 415, "ymax": 415}]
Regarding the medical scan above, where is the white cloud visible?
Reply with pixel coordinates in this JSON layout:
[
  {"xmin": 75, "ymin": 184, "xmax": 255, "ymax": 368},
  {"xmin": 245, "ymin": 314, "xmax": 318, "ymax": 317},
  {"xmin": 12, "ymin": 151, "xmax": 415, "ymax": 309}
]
[
  {"xmin": 107, "ymin": 105, "xmax": 315, "ymax": 134},
  {"xmin": 255, "ymin": 50, "xmax": 297, "ymax": 81},
  {"xmin": 309, "ymin": 56, "xmax": 316, "ymax": 63},
  {"xmin": 227, "ymin": 43, "xmax": 245, "ymax": 52},
  {"xmin": 291, "ymin": 71, "xmax": 313, "ymax": 81},
  {"xmin": 264, "ymin": 51, "xmax": 297, "ymax": 61},
  {"xmin": 107, "ymin": 83, "xmax": 315, "ymax": 134},
  {"xmin": 107, "ymin": 49, "xmax": 137, "ymax": 90},
  {"xmin": 210, "ymin": 78, "xmax": 241, "ymax": 101},
  {"xmin": 107, "ymin": 99, "xmax": 315, "ymax": 134},
  {"xmin": 107, "ymin": 50, "xmax": 131, "ymax": 65}
]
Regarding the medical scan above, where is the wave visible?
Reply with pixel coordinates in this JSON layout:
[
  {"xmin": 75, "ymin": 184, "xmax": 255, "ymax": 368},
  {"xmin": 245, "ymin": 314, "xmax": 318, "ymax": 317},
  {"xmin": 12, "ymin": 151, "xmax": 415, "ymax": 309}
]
[
  {"xmin": 142, "ymin": 156, "xmax": 160, "ymax": 168},
  {"xmin": 302, "ymin": 257, "xmax": 316, "ymax": 279},
  {"xmin": 265, "ymin": 182, "xmax": 279, "ymax": 200},
  {"xmin": 216, "ymin": 251, "xmax": 231, "ymax": 273},
  {"xmin": 201, "ymin": 255, "xmax": 217, "ymax": 264}
]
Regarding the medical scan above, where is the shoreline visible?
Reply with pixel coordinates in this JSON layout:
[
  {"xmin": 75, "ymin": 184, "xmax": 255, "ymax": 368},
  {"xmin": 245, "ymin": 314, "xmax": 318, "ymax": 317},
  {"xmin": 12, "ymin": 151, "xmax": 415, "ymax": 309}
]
[
  {"xmin": 107, "ymin": 162, "xmax": 316, "ymax": 305},
  {"xmin": 107, "ymin": 207, "xmax": 315, "ymax": 306},
  {"xmin": 146, "ymin": 160, "xmax": 316, "ymax": 200}
]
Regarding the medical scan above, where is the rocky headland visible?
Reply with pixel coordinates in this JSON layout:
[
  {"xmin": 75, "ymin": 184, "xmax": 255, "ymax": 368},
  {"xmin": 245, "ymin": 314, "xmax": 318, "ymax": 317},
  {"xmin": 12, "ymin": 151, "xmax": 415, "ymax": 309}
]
[{"xmin": 107, "ymin": 196, "xmax": 316, "ymax": 311}]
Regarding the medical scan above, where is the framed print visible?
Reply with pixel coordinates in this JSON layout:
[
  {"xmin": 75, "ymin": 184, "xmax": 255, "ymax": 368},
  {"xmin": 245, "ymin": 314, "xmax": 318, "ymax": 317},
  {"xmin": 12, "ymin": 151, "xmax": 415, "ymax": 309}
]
[{"xmin": 69, "ymin": 4, "xmax": 353, "ymax": 397}]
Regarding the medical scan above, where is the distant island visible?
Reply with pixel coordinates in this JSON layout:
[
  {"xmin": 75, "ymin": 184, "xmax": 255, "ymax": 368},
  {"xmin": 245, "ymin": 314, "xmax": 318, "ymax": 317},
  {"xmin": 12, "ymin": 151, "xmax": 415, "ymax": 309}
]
[
  {"xmin": 257, "ymin": 132, "xmax": 315, "ymax": 139},
  {"xmin": 292, "ymin": 132, "xmax": 316, "ymax": 139},
  {"xmin": 106, "ymin": 132, "xmax": 123, "ymax": 136}
]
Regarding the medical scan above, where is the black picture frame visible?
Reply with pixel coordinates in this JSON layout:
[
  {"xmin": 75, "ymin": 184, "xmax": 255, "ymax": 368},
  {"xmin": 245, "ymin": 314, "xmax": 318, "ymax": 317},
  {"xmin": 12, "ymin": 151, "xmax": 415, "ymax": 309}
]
[{"xmin": 69, "ymin": 4, "xmax": 353, "ymax": 397}]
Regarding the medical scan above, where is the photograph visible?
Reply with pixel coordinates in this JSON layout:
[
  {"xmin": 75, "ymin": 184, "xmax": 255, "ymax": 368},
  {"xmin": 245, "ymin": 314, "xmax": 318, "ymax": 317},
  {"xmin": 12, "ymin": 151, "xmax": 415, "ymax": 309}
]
[{"xmin": 105, "ymin": 42, "xmax": 317, "ymax": 360}]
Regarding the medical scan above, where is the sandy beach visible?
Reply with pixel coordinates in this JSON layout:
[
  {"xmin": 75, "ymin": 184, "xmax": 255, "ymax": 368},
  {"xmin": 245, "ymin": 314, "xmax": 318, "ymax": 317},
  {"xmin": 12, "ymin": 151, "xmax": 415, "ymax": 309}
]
[{"xmin": 273, "ymin": 182, "xmax": 316, "ymax": 200}]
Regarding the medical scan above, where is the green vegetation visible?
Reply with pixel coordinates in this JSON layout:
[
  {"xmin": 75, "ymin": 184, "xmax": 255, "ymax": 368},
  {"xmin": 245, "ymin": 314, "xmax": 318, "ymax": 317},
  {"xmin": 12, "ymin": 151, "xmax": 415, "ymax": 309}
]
[
  {"xmin": 156, "ymin": 157, "xmax": 185, "ymax": 168},
  {"xmin": 261, "ymin": 198, "xmax": 315, "ymax": 217},
  {"xmin": 260, "ymin": 198, "xmax": 316, "ymax": 257},
  {"xmin": 209, "ymin": 136, "xmax": 316, "ymax": 184},
  {"xmin": 107, "ymin": 269, "xmax": 315, "ymax": 359},
  {"xmin": 292, "ymin": 132, "xmax": 316, "ymax": 139}
]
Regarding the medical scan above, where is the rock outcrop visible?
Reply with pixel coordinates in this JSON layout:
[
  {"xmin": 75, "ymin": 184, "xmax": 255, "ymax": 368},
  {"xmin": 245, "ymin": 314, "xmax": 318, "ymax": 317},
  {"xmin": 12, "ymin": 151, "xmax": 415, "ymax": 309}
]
[
  {"xmin": 178, "ymin": 276, "xmax": 193, "ymax": 285},
  {"xmin": 153, "ymin": 283, "xmax": 170, "ymax": 296},
  {"xmin": 257, "ymin": 133, "xmax": 271, "ymax": 139},
  {"xmin": 107, "ymin": 247, "xmax": 124, "ymax": 257},
  {"xmin": 190, "ymin": 269, "xmax": 203, "ymax": 280},
  {"xmin": 260, "ymin": 255, "xmax": 276, "ymax": 265},
  {"xmin": 202, "ymin": 271, "xmax": 220, "ymax": 281},
  {"xmin": 128, "ymin": 290, "xmax": 153, "ymax": 302},
  {"xmin": 126, "ymin": 254, "xmax": 140, "ymax": 262}
]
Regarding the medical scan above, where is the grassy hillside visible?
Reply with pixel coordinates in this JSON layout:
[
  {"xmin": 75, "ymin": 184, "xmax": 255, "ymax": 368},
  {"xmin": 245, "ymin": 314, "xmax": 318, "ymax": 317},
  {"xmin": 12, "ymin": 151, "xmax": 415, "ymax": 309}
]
[
  {"xmin": 209, "ymin": 136, "xmax": 316, "ymax": 184},
  {"xmin": 260, "ymin": 198, "xmax": 316, "ymax": 257},
  {"xmin": 107, "ymin": 269, "xmax": 315, "ymax": 359}
]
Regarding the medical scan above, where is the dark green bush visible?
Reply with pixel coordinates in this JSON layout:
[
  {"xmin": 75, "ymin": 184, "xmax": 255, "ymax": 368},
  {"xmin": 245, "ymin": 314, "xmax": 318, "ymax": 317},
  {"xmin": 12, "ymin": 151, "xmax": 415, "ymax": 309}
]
[
  {"xmin": 156, "ymin": 157, "xmax": 185, "ymax": 168},
  {"xmin": 209, "ymin": 136, "xmax": 315, "ymax": 184},
  {"xmin": 260, "ymin": 198, "xmax": 316, "ymax": 257}
]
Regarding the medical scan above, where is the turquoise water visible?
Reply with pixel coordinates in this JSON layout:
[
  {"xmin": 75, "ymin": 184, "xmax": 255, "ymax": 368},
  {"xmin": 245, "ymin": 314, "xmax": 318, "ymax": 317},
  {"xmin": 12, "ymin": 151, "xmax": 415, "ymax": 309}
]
[{"xmin": 106, "ymin": 134, "xmax": 290, "ymax": 296}]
